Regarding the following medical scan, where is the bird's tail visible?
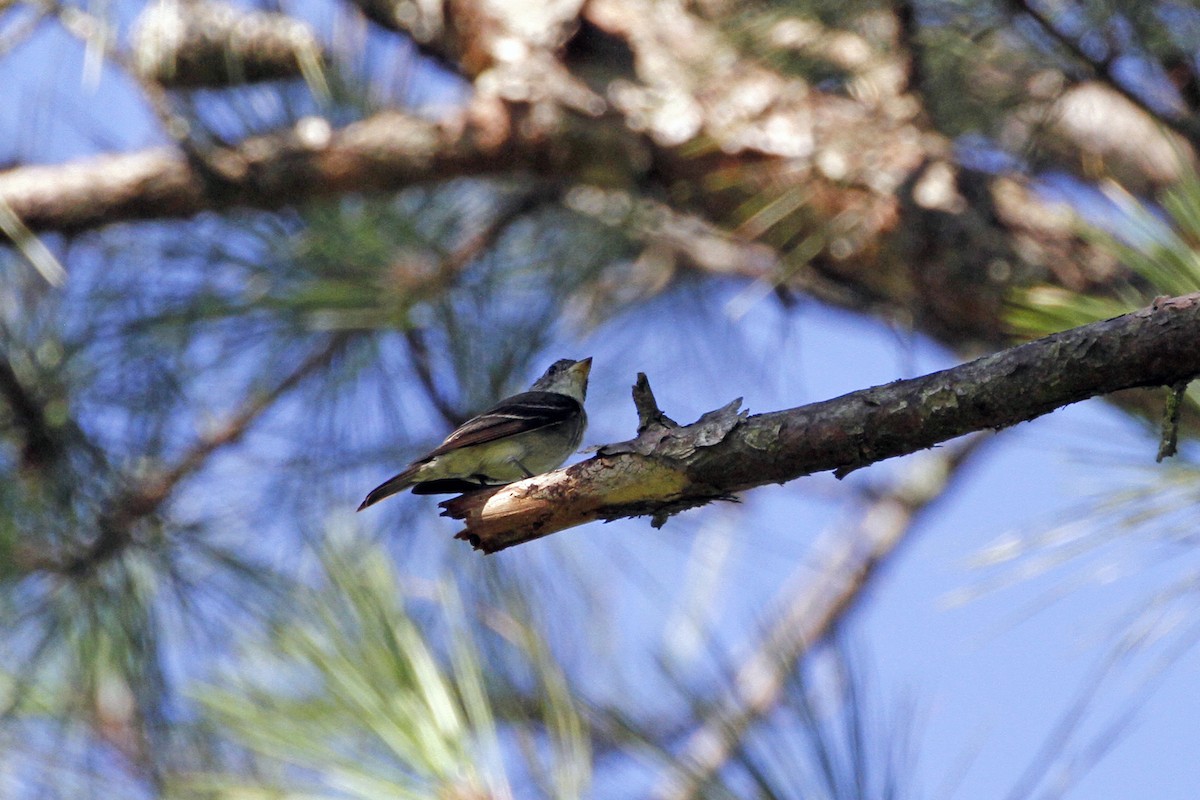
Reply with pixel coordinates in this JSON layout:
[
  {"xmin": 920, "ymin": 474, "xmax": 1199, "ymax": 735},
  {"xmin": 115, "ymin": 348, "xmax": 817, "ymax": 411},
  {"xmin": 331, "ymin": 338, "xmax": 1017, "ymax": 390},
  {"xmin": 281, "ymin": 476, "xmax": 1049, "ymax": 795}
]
[{"xmin": 357, "ymin": 465, "xmax": 421, "ymax": 511}]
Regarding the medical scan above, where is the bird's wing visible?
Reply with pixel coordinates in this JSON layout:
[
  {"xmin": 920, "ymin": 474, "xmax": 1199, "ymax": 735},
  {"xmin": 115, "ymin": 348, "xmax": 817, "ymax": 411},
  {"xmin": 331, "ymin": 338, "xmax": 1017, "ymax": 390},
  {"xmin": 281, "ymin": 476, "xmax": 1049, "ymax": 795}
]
[
  {"xmin": 425, "ymin": 391, "xmax": 582, "ymax": 457},
  {"xmin": 409, "ymin": 478, "xmax": 491, "ymax": 495}
]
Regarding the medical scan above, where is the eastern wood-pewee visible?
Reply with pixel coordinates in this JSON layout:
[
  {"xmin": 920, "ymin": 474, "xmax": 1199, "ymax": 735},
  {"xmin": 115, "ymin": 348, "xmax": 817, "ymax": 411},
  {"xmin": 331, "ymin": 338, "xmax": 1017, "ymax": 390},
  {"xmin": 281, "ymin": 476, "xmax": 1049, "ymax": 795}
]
[{"xmin": 357, "ymin": 357, "xmax": 591, "ymax": 510}]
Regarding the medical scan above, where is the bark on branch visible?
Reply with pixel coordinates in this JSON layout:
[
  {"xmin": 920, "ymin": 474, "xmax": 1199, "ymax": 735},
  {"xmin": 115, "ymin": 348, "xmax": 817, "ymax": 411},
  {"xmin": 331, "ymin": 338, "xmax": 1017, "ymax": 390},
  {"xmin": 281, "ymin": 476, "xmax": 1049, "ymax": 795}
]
[
  {"xmin": 131, "ymin": 0, "xmax": 325, "ymax": 88},
  {"xmin": 0, "ymin": 108, "xmax": 536, "ymax": 235},
  {"xmin": 443, "ymin": 293, "xmax": 1200, "ymax": 553}
]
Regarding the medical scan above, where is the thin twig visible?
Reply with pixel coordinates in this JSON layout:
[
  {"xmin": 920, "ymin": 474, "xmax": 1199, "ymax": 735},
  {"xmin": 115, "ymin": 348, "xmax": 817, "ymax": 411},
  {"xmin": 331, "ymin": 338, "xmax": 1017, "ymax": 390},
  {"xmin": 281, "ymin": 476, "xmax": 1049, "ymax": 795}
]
[
  {"xmin": 891, "ymin": 0, "xmax": 926, "ymax": 101},
  {"xmin": 405, "ymin": 327, "xmax": 466, "ymax": 428},
  {"xmin": 0, "ymin": 350, "xmax": 61, "ymax": 470},
  {"xmin": 404, "ymin": 189, "xmax": 556, "ymax": 428},
  {"xmin": 1156, "ymin": 380, "xmax": 1187, "ymax": 462}
]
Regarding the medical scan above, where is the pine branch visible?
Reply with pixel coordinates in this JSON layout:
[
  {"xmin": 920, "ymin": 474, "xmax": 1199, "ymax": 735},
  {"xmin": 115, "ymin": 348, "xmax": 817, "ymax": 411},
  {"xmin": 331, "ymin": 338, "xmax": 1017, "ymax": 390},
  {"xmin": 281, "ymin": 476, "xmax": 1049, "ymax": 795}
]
[
  {"xmin": 442, "ymin": 293, "xmax": 1200, "ymax": 553},
  {"xmin": 54, "ymin": 336, "xmax": 348, "ymax": 576},
  {"xmin": 0, "ymin": 107, "xmax": 538, "ymax": 235}
]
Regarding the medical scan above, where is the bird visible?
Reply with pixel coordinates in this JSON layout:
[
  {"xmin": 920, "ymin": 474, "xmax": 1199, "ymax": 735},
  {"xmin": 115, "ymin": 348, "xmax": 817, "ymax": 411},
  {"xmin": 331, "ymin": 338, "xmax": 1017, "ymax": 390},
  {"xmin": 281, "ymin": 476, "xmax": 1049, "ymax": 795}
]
[{"xmin": 357, "ymin": 357, "xmax": 592, "ymax": 510}]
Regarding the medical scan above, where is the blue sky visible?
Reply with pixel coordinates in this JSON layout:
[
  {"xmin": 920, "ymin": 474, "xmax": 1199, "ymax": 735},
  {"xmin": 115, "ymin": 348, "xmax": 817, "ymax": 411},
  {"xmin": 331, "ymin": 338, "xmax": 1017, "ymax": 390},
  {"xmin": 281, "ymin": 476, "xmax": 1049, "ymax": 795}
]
[{"xmin": 4, "ymin": 4, "xmax": 1200, "ymax": 798}]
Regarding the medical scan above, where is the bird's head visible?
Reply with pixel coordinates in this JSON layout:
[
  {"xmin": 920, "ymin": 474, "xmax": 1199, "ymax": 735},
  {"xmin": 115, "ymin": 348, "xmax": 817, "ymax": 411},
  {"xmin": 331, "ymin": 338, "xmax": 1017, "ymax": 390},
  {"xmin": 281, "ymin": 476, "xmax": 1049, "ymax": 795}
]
[{"xmin": 530, "ymin": 357, "xmax": 592, "ymax": 401}]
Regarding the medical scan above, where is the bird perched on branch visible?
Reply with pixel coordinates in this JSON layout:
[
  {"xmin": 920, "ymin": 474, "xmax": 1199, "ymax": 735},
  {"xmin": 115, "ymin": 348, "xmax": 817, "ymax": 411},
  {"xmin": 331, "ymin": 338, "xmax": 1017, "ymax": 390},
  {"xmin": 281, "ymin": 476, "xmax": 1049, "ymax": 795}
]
[{"xmin": 357, "ymin": 357, "xmax": 592, "ymax": 510}]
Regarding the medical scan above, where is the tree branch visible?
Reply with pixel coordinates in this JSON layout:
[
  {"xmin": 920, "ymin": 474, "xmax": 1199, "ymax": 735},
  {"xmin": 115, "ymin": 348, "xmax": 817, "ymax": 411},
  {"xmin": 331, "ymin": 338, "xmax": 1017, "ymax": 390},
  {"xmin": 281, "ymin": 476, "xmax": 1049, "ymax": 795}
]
[
  {"xmin": 347, "ymin": 0, "xmax": 593, "ymax": 94},
  {"xmin": 2, "ymin": 0, "xmax": 1120, "ymax": 356},
  {"xmin": 0, "ymin": 107, "xmax": 537, "ymax": 235},
  {"xmin": 0, "ymin": 0, "xmax": 1153, "ymax": 361},
  {"xmin": 442, "ymin": 293, "xmax": 1200, "ymax": 553},
  {"xmin": 131, "ymin": 0, "xmax": 325, "ymax": 89}
]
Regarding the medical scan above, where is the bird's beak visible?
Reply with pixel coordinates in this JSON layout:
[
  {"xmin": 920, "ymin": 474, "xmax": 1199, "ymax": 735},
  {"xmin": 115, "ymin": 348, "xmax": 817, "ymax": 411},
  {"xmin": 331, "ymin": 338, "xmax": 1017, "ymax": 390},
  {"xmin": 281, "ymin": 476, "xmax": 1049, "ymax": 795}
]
[{"xmin": 574, "ymin": 357, "xmax": 593, "ymax": 379}]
